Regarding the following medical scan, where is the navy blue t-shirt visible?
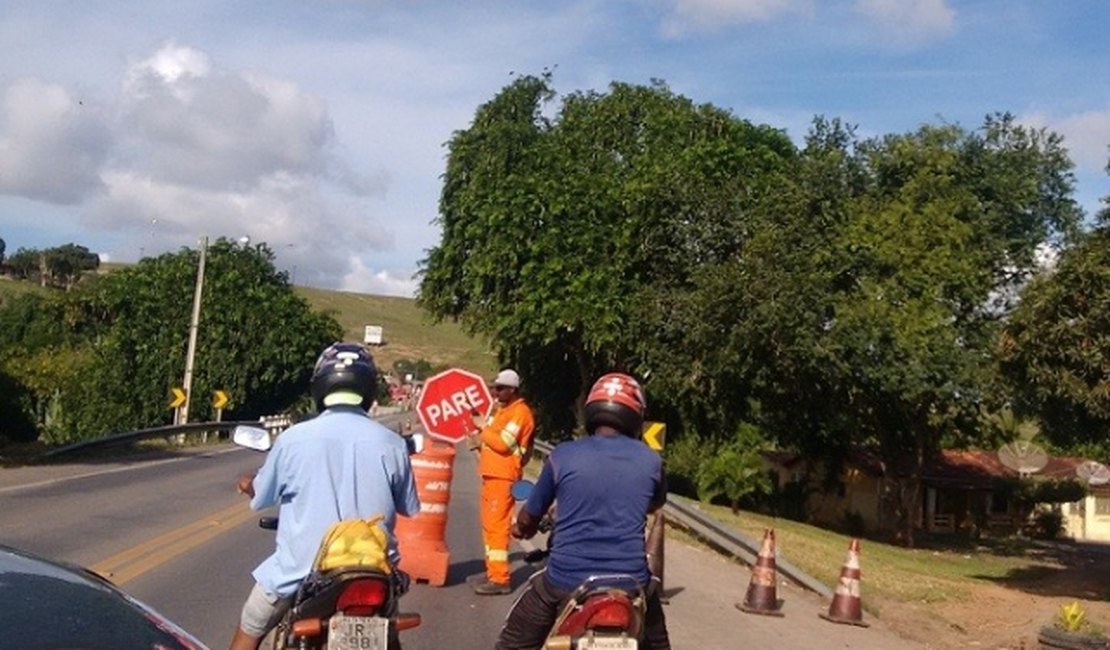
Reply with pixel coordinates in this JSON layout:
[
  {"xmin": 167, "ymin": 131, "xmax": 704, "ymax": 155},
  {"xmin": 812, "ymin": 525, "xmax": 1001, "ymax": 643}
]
[{"xmin": 523, "ymin": 433, "xmax": 665, "ymax": 590}]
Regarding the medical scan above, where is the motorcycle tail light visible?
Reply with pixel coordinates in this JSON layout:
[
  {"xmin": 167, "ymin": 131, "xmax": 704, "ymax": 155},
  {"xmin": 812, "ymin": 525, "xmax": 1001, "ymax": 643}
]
[
  {"xmin": 292, "ymin": 618, "xmax": 323, "ymax": 638},
  {"xmin": 336, "ymin": 579, "xmax": 388, "ymax": 616},
  {"xmin": 587, "ymin": 602, "xmax": 632, "ymax": 630},
  {"xmin": 395, "ymin": 612, "xmax": 422, "ymax": 631}
]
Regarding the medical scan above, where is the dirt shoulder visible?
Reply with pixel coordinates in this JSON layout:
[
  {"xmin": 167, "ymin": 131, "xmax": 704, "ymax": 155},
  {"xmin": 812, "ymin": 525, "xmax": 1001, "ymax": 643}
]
[{"xmin": 872, "ymin": 540, "xmax": 1110, "ymax": 649}]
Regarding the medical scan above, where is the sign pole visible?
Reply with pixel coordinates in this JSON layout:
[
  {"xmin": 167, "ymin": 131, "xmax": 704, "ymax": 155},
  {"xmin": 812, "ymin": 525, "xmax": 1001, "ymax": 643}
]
[{"xmin": 178, "ymin": 236, "xmax": 208, "ymax": 427}]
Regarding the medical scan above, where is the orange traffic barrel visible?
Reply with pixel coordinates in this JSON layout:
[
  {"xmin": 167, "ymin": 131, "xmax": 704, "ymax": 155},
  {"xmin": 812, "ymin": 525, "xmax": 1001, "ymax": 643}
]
[{"xmin": 395, "ymin": 439, "xmax": 456, "ymax": 586}]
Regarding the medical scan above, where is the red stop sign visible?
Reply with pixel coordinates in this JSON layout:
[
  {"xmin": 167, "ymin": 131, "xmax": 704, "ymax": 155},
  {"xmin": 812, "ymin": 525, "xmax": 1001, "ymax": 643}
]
[{"xmin": 417, "ymin": 368, "xmax": 494, "ymax": 444}]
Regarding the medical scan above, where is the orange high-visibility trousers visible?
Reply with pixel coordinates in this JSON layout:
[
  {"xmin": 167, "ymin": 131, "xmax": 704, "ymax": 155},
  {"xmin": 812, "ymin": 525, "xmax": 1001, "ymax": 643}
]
[{"xmin": 480, "ymin": 477, "xmax": 514, "ymax": 584}]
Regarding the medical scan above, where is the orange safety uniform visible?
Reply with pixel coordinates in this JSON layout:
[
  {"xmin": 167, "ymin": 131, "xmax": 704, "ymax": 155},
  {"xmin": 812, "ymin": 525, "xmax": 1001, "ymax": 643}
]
[{"xmin": 477, "ymin": 397, "xmax": 535, "ymax": 585}]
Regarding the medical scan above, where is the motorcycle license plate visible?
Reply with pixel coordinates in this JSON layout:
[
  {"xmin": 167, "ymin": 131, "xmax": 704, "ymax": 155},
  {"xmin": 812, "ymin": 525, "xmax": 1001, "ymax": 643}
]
[
  {"xmin": 579, "ymin": 638, "xmax": 637, "ymax": 650},
  {"xmin": 327, "ymin": 614, "xmax": 389, "ymax": 649}
]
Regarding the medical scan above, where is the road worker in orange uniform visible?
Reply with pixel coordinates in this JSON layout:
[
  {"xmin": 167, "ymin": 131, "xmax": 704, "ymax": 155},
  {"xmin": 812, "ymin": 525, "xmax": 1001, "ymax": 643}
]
[{"xmin": 467, "ymin": 368, "xmax": 535, "ymax": 595}]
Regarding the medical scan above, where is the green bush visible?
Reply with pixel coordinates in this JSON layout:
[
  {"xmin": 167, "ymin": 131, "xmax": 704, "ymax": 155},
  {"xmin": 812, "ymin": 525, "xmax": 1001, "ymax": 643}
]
[
  {"xmin": 661, "ymin": 431, "xmax": 706, "ymax": 498},
  {"xmin": 695, "ymin": 423, "xmax": 772, "ymax": 513},
  {"xmin": 1029, "ymin": 509, "xmax": 1065, "ymax": 539},
  {"xmin": 841, "ymin": 510, "xmax": 867, "ymax": 537},
  {"xmin": 765, "ymin": 480, "xmax": 812, "ymax": 521}
]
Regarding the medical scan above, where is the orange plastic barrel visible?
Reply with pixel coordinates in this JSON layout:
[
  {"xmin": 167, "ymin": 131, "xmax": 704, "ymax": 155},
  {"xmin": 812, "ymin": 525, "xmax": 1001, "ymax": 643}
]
[{"xmin": 394, "ymin": 439, "xmax": 456, "ymax": 586}]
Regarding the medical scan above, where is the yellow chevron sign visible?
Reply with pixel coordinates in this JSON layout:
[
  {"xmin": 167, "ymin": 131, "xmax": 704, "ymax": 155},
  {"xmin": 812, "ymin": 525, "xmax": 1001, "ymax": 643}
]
[
  {"xmin": 169, "ymin": 387, "xmax": 187, "ymax": 409},
  {"xmin": 642, "ymin": 421, "xmax": 666, "ymax": 451},
  {"xmin": 213, "ymin": 390, "xmax": 229, "ymax": 410}
]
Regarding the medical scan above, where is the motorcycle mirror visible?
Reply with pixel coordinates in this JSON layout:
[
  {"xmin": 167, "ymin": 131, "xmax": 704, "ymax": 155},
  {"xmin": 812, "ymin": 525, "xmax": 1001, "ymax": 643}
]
[
  {"xmin": 510, "ymin": 479, "xmax": 534, "ymax": 501},
  {"xmin": 405, "ymin": 433, "xmax": 426, "ymax": 455},
  {"xmin": 233, "ymin": 425, "xmax": 272, "ymax": 452}
]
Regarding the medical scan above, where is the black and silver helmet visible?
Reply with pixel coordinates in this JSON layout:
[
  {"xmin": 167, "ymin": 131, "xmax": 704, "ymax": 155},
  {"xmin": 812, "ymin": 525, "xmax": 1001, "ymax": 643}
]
[{"xmin": 309, "ymin": 342, "xmax": 378, "ymax": 412}]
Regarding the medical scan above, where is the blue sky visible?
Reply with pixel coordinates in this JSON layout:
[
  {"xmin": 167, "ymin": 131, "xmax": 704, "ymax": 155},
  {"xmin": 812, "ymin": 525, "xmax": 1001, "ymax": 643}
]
[{"xmin": 1, "ymin": 1, "xmax": 1107, "ymax": 297}]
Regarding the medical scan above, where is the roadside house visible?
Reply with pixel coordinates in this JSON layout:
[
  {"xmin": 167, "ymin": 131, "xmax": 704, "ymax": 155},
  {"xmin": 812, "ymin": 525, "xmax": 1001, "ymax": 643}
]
[{"xmin": 763, "ymin": 449, "xmax": 1109, "ymax": 542}]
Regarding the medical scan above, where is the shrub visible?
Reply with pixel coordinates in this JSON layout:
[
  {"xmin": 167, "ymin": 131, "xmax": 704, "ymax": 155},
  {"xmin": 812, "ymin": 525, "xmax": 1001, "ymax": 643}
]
[{"xmin": 1029, "ymin": 509, "xmax": 1065, "ymax": 539}]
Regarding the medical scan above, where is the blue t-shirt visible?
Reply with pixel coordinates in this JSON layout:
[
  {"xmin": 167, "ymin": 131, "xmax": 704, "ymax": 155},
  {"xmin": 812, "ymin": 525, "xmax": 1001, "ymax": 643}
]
[
  {"xmin": 249, "ymin": 406, "xmax": 420, "ymax": 597},
  {"xmin": 524, "ymin": 433, "xmax": 665, "ymax": 590}
]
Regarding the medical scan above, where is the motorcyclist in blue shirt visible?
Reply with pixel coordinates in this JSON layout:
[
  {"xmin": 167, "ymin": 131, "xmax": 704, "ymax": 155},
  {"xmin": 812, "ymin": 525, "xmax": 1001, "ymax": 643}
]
[
  {"xmin": 228, "ymin": 342, "xmax": 420, "ymax": 650},
  {"xmin": 496, "ymin": 372, "xmax": 671, "ymax": 650}
]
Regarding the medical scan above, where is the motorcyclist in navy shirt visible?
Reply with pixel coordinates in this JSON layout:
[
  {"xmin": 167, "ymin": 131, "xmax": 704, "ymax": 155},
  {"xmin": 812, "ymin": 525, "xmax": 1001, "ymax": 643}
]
[{"xmin": 495, "ymin": 372, "xmax": 671, "ymax": 650}]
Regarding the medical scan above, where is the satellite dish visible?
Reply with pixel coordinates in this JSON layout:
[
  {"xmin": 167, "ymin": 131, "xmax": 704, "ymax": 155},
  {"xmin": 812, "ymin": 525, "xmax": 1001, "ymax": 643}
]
[
  {"xmin": 997, "ymin": 441, "xmax": 1048, "ymax": 477},
  {"xmin": 1076, "ymin": 460, "xmax": 1110, "ymax": 486}
]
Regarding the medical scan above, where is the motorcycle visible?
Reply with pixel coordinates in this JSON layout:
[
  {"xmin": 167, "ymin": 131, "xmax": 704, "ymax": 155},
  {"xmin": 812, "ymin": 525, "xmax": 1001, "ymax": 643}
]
[
  {"xmin": 233, "ymin": 425, "xmax": 423, "ymax": 650},
  {"xmin": 511, "ymin": 480, "xmax": 647, "ymax": 650}
]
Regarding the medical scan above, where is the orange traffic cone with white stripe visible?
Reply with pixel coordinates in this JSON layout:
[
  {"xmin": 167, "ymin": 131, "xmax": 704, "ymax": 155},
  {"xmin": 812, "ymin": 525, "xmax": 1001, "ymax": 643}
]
[
  {"xmin": 819, "ymin": 538, "xmax": 869, "ymax": 627},
  {"xmin": 736, "ymin": 528, "xmax": 784, "ymax": 616}
]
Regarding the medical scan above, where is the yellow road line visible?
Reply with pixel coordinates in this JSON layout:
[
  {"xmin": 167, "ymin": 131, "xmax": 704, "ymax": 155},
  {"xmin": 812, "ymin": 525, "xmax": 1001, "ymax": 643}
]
[{"xmin": 92, "ymin": 501, "xmax": 260, "ymax": 585}]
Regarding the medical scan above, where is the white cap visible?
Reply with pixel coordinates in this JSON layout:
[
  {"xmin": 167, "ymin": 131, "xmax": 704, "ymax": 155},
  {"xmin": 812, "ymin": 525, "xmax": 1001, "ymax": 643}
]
[{"xmin": 492, "ymin": 369, "xmax": 521, "ymax": 388}]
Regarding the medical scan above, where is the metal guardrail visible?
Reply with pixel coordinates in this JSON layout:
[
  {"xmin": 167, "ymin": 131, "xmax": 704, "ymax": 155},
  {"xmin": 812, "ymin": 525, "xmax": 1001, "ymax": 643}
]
[
  {"xmin": 42, "ymin": 410, "xmax": 418, "ymax": 460},
  {"xmin": 42, "ymin": 420, "xmax": 265, "ymax": 458},
  {"xmin": 532, "ymin": 440, "xmax": 833, "ymax": 599}
]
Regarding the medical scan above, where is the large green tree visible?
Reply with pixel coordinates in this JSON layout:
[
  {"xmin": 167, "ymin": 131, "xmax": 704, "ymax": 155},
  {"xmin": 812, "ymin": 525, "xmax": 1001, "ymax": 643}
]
[
  {"xmin": 420, "ymin": 74, "xmax": 1084, "ymax": 545},
  {"xmin": 419, "ymin": 75, "xmax": 795, "ymax": 433},
  {"xmin": 998, "ymin": 226, "xmax": 1110, "ymax": 458},
  {"xmin": 6, "ymin": 247, "xmax": 40, "ymax": 281},
  {"xmin": 0, "ymin": 239, "xmax": 341, "ymax": 444},
  {"xmin": 674, "ymin": 115, "xmax": 1081, "ymax": 543},
  {"xmin": 44, "ymin": 243, "xmax": 100, "ymax": 290}
]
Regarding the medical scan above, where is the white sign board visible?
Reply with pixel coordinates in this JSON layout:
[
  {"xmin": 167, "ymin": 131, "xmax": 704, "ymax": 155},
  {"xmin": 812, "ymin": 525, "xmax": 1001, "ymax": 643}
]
[{"xmin": 364, "ymin": 325, "xmax": 383, "ymax": 345}]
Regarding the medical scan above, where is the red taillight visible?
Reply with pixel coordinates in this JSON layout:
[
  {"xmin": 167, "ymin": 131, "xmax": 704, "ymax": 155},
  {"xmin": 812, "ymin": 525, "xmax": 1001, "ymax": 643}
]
[
  {"xmin": 587, "ymin": 602, "xmax": 632, "ymax": 630},
  {"xmin": 336, "ymin": 579, "xmax": 388, "ymax": 616}
]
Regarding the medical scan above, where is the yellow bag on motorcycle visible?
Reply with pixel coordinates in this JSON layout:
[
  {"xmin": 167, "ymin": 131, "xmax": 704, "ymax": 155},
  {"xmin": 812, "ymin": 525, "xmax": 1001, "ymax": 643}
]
[{"xmin": 312, "ymin": 515, "xmax": 392, "ymax": 574}]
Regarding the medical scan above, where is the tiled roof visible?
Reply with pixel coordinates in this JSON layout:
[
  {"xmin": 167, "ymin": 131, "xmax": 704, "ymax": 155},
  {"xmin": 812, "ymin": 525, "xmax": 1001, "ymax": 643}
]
[
  {"xmin": 925, "ymin": 449, "xmax": 1088, "ymax": 487},
  {"xmin": 763, "ymin": 447, "xmax": 1098, "ymax": 489}
]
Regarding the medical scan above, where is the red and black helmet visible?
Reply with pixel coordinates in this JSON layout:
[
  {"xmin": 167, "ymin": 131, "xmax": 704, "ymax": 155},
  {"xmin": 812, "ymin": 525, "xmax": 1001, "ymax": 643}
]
[{"xmin": 583, "ymin": 372, "xmax": 646, "ymax": 436}]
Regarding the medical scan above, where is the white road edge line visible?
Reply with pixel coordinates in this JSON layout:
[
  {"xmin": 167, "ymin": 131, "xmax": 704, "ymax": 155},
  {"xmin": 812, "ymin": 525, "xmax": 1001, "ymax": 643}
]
[{"xmin": 0, "ymin": 446, "xmax": 242, "ymax": 495}]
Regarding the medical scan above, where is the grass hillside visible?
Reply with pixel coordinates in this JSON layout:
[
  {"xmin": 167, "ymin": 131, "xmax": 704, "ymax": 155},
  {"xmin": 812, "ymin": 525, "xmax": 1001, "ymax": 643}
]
[
  {"xmin": 0, "ymin": 276, "xmax": 48, "ymax": 299},
  {"xmin": 296, "ymin": 287, "xmax": 496, "ymax": 375},
  {"xmin": 0, "ymin": 274, "xmax": 496, "ymax": 377}
]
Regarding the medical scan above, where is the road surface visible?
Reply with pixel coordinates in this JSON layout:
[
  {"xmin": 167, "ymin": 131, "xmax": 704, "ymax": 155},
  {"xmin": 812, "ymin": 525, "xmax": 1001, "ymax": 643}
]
[{"xmin": 0, "ymin": 438, "xmax": 923, "ymax": 648}]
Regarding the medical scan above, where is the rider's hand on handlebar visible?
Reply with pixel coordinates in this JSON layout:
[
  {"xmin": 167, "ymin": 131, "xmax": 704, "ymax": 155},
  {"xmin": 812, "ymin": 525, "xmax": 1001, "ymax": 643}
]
[
  {"xmin": 511, "ymin": 521, "xmax": 532, "ymax": 540},
  {"xmin": 236, "ymin": 474, "xmax": 255, "ymax": 498}
]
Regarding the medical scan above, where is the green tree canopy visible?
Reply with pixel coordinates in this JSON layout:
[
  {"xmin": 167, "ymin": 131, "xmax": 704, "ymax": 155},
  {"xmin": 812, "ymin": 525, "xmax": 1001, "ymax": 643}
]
[
  {"xmin": 0, "ymin": 239, "xmax": 341, "ymax": 444},
  {"xmin": 419, "ymin": 75, "xmax": 796, "ymax": 433},
  {"xmin": 44, "ymin": 243, "xmax": 100, "ymax": 290},
  {"xmin": 420, "ymin": 75, "xmax": 1085, "ymax": 545},
  {"xmin": 683, "ymin": 115, "xmax": 1081, "ymax": 543},
  {"xmin": 6, "ymin": 247, "xmax": 40, "ymax": 281},
  {"xmin": 999, "ymin": 226, "xmax": 1110, "ymax": 458}
]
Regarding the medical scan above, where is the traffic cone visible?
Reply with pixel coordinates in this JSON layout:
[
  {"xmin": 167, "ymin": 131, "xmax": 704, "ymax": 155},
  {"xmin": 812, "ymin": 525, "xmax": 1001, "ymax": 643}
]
[
  {"xmin": 394, "ymin": 440, "xmax": 455, "ymax": 586},
  {"xmin": 646, "ymin": 510, "xmax": 667, "ymax": 603},
  {"xmin": 819, "ymin": 538, "xmax": 869, "ymax": 627},
  {"xmin": 736, "ymin": 528, "xmax": 784, "ymax": 616}
]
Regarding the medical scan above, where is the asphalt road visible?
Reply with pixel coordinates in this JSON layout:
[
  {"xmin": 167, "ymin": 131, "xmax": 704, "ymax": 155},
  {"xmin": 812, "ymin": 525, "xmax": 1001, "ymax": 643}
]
[{"xmin": 0, "ymin": 436, "xmax": 925, "ymax": 649}]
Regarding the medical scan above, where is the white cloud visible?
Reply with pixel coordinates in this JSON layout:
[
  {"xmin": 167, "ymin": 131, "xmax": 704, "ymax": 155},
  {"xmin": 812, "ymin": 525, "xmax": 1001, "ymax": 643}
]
[
  {"xmin": 1046, "ymin": 111, "xmax": 1110, "ymax": 173},
  {"xmin": 0, "ymin": 78, "xmax": 111, "ymax": 204},
  {"xmin": 117, "ymin": 42, "xmax": 348, "ymax": 192},
  {"xmin": 1019, "ymin": 109, "xmax": 1110, "ymax": 175},
  {"xmin": 854, "ymin": 0, "xmax": 956, "ymax": 45},
  {"xmin": 660, "ymin": 0, "xmax": 813, "ymax": 36},
  {"xmin": 341, "ymin": 256, "xmax": 419, "ymax": 298},
  {"xmin": 0, "ymin": 41, "xmax": 401, "ymax": 290}
]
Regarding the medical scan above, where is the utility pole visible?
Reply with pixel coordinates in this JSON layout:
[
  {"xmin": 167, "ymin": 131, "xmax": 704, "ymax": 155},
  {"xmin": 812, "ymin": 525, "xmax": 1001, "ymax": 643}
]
[{"xmin": 177, "ymin": 236, "xmax": 208, "ymax": 425}]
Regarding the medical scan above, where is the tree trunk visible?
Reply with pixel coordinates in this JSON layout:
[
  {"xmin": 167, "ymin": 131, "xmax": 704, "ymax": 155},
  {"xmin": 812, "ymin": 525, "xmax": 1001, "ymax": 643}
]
[
  {"xmin": 885, "ymin": 441, "xmax": 925, "ymax": 547},
  {"xmin": 895, "ymin": 476, "xmax": 921, "ymax": 547}
]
